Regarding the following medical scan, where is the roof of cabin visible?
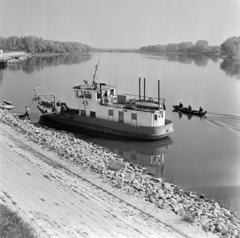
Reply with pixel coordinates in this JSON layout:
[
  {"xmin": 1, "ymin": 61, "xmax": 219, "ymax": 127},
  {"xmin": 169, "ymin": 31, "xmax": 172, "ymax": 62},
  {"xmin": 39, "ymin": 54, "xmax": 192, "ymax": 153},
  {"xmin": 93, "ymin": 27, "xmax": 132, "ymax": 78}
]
[{"xmin": 73, "ymin": 84, "xmax": 116, "ymax": 91}]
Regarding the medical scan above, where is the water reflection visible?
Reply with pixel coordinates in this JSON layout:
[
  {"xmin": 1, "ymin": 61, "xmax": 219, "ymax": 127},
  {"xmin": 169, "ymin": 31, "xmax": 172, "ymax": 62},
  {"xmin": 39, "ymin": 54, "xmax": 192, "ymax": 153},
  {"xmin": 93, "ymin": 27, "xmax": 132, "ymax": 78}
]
[
  {"xmin": 143, "ymin": 52, "xmax": 219, "ymax": 67},
  {"xmin": 220, "ymin": 59, "xmax": 240, "ymax": 79},
  {"xmin": 173, "ymin": 109, "xmax": 190, "ymax": 120},
  {"xmin": 0, "ymin": 69, "xmax": 3, "ymax": 86},
  {"xmin": 7, "ymin": 54, "xmax": 92, "ymax": 74},
  {"xmin": 172, "ymin": 109, "xmax": 207, "ymax": 120},
  {"xmin": 83, "ymin": 136, "xmax": 173, "ymax": 178},
  {"xmin": 168, "ymin": 53, "xmax": 211, "ymax": 66}
]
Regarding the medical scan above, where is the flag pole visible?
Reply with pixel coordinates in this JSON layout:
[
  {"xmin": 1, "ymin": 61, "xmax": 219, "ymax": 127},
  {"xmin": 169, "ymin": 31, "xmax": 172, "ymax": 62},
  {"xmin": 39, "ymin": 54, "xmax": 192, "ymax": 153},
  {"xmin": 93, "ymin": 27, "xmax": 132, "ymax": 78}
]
[{"xmin": 37, "ymin": 85, "xmax": 39, "ymax": 96}]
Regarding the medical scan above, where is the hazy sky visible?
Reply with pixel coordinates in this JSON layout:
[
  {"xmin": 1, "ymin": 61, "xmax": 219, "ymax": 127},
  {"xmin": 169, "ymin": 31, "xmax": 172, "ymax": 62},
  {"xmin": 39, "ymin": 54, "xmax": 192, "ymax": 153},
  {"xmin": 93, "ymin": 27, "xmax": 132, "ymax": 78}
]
[{"xmin": 1, "ymin": 0, "xmax": 240, "ymax": 48}]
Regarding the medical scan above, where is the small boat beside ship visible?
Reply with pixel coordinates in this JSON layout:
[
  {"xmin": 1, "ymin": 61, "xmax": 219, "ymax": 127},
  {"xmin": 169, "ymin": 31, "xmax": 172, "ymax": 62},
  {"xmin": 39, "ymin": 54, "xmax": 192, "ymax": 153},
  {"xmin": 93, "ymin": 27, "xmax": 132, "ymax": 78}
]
[
  {"xmin": 0, "ymin": 101, "xmax": 15, "ymax": 110},
  {"xmin": 0, "ymin": 60, "xmax": 7, "ymax": 68},
  {"xmin": 33, "ymin": 62, "xmax": 174, "ymax": 140},
  {"xmin": 173, "ymin": 105, "xmax": 207, "ymax": 117}
]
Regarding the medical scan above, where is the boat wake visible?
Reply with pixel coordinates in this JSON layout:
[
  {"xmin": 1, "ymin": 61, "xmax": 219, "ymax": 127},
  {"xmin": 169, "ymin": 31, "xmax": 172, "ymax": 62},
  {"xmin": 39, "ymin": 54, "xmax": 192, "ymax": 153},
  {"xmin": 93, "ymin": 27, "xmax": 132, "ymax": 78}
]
[{"xmin": 205, "ymin": 113, "xmax": 240, "ymax": 133}]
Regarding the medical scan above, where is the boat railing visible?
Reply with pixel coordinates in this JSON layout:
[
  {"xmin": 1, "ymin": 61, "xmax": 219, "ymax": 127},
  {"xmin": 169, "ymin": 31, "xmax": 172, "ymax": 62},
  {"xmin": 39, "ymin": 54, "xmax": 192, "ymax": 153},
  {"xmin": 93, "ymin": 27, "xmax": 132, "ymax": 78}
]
[
  {"xmin": 101, "ymin": 93, "xmax": 165, "ymax": 111},
  {"xmin": 122, "ymin": 93, "xmax": 165, "ymax": 104},
  {"xmin": 100, "ymin": 92, "xmax": 166, "ymax": 111}
]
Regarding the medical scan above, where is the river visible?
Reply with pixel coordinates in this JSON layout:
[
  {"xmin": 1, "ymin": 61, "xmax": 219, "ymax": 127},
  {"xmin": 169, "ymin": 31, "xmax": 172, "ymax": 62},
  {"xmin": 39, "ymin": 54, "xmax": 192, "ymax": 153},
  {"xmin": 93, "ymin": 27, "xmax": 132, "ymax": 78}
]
[{"xmin": 0, "ymin": 52, "xmax": 240, "ymax": 213}]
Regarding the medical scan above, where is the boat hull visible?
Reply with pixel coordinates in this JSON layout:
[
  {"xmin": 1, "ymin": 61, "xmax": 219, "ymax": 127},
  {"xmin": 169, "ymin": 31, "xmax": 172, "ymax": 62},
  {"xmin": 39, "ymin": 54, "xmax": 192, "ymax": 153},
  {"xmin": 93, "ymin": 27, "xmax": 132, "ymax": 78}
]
[{"xmin": 38, "ymin": 113, "xmax": 173, "ymax": 140}]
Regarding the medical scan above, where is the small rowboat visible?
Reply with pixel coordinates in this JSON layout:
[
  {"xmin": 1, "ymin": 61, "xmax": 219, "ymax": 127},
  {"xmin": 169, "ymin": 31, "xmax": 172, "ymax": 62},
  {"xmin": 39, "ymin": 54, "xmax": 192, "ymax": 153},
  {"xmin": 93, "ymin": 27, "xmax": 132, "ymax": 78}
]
[{"xmin": 173, "ymin": 105, "xmax": 207, "ymax": 116}]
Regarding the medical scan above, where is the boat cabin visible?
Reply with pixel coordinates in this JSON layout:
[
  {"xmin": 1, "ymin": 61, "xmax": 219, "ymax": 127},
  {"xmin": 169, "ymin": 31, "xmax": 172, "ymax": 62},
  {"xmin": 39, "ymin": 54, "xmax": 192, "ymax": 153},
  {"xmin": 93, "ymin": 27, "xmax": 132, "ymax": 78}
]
[{"xmin": 72, "ymin": 81, "xmax": 166, "ymax": 128}]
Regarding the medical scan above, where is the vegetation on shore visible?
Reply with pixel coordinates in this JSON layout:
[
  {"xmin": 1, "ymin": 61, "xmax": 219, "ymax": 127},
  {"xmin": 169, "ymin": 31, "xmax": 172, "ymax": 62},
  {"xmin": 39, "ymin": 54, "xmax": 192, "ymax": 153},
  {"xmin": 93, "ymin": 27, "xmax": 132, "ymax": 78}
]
[
  {"xmin": 0, "ymin": 35, "xmax": 91, "ymax": 54},
  {"xmin": 0, "ymin": 203, "xmax": 38, "ymax": 238},
  {"xmin": 1, "ymin": 35, "xmax": 239, "ymax": 57},
  {"xmin": 139, "ymin": 36, "xmax": 240, "ymax": 56}
]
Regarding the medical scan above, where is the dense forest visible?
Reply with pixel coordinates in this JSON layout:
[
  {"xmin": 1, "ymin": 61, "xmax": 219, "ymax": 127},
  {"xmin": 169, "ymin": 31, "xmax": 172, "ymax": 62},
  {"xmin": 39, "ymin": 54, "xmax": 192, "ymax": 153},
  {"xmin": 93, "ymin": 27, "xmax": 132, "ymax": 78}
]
[
  {"xmin": 140, "ymin": 36, "xmax": 240, "ymax": 55},
  {"xmin": 0, "ymin": 36, "xmax": 91, "ymax": 53}
]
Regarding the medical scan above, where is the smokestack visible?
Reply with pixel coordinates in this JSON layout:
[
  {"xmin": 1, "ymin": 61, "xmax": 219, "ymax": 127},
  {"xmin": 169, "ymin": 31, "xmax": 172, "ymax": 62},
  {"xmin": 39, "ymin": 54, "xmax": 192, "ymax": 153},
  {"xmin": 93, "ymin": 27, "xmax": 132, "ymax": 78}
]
[
  {"xmin": 139, "ymin": 77, "xmax": 141, "ymax": 101},
  {"xmin": 100, "ymin": 83, "xmax": 106, "ymax": 105},
  {"xmin": 144, "ymin": 78, "xmax": 146, "ymax": 100},
  {"xmin": 158, "ymin": 80, "xmax": 160, "ymax": 106}
]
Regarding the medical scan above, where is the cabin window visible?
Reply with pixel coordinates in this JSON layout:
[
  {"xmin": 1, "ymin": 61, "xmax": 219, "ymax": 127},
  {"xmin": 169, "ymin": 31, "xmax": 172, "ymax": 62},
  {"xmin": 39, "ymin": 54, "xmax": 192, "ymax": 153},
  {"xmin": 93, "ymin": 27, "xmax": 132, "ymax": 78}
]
[
  {"xmin": 119, "ymin": 111, "xmax": 124, "ymax": 123},
  {"xmin": 84, "ymin": 91, "xmax": 92, "ymax": 99},
  {"xmin": 77, "ymin": 90, "xmax": 84, "ymax": 98},
  {"xmin": 131, "ymin": 113, "xmax": 137, "ymax": 120},
  {"xmin": 81, "ymin": 110, "xmax": 86, "ymax": 116},
  {"xmin": 109, "ymin": 109, "xmax": 113, "ymax": 116},
  {"xmin": 90, "ymin": 111, "xmax": 96, "ymax": 118},
  {"xmin": 104, "ymin": 90, "xmax": 108, "ymax": 97},
  {"xmin": 154, "ymin": 114, "xmax": 158, "ymax": 120},
  {"xmin": 110, "ymin": 89, "xmax": 114, "ymax": 96}
]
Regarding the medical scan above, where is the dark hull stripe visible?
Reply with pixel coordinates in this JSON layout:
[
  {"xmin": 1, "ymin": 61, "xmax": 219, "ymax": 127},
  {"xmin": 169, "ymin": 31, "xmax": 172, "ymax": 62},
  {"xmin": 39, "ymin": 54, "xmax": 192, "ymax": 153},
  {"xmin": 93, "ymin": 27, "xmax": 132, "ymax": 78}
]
[{"xmin": 39, "ymin": 114, "xmax": 174, "ymax": 140}]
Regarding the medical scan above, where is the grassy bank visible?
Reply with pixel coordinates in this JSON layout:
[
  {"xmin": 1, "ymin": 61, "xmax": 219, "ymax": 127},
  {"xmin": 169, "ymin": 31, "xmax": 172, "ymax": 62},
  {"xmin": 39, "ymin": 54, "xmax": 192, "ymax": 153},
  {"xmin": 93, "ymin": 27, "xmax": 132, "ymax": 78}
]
[
  {"xmin": 1, "ymin": 108, "xmax": 240, "ymax": 237},
  {"xmin": 0, "ymin": 204, "xmax": 38, "ymax": 238}
]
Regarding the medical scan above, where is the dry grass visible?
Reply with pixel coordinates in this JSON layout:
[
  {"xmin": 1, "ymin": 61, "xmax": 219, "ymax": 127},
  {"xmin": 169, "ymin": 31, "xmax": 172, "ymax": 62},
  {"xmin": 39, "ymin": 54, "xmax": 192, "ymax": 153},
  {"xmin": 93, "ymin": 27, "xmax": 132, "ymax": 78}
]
[{"xmin": 0, "ymin": 204, "xmax": 38, "ymax": 238}]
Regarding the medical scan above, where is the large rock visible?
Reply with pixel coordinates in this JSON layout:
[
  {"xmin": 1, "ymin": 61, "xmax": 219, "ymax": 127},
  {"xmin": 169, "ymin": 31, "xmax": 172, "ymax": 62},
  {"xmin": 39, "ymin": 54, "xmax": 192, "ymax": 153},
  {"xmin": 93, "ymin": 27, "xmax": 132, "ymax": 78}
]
[{"xmin": 107, "ymin": 159, "xmax": 124, "ymax": 171}]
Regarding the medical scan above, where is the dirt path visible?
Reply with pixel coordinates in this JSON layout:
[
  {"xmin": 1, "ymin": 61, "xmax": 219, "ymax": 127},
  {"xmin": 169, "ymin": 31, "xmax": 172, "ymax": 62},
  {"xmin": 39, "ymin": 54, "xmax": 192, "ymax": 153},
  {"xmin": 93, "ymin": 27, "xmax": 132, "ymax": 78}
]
[{"xmin": 0, "ymin": 122, "xmax": 215, "ymax": 238}]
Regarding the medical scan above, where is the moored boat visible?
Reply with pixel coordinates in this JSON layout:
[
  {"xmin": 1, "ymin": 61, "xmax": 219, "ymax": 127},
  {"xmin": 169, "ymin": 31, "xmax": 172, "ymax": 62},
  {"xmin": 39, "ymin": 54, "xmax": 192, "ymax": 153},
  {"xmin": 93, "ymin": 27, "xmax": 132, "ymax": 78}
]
[
  {"xmin": 0, "ymin": 60, "xmax": 8, "ymax": 68},
  {"xmin": 173, "ymin": 105, "xmax": 207, "ymax": 116},
  {"xmin": 33, "ymin": 63, "xmax": 174, "ymax": 140},
  {"xmin": 0, "ymin": 101, "xmax": 15, "ymax": 110}
]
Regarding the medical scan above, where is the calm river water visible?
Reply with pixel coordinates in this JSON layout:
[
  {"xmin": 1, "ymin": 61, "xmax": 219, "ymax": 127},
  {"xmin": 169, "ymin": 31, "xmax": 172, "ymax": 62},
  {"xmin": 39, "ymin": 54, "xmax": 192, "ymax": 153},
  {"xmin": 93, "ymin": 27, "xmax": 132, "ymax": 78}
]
[{"xmin": 1, "ymin": 52, "xmax": 240, "ymax": 213}]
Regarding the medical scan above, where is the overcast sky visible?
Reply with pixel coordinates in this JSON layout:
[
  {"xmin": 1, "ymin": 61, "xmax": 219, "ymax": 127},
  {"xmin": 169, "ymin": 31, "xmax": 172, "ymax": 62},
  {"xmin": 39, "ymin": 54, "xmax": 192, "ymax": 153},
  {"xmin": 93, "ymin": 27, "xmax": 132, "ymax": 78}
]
[{"xmin": 1, "ymin": 0, "xmax": 240, "ymax": 48}]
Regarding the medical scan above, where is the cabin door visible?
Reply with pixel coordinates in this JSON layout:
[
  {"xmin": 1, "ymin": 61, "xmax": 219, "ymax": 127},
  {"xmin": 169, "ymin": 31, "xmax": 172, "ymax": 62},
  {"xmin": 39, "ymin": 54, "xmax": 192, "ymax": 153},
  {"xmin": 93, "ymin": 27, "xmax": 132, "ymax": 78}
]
[
  {"xmin": 131, "ymin": 113, "xmax": 137, "ymax": 126},
  {"xmin": 108, "ymin": 109, "xmax": 114, "ymax": 121},
  {"xmin": 118, "ymin": 111, "xmax": 124, "ymax": 123}
]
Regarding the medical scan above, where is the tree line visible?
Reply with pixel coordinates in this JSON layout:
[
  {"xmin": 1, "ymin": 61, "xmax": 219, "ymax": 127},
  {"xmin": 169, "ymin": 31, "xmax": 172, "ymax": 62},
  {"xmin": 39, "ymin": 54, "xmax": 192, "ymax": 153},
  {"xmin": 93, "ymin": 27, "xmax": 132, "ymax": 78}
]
[
  {"xmin": 140, "ymin": 36, "xmax": 240, "ymax": 55},
  {"xmin": 220, "ymin": 36, "xmax": 240, "ymax": 55},
  {"xmin": 0, "ymin": 36, "xmax": 91, "ymax": 54}
]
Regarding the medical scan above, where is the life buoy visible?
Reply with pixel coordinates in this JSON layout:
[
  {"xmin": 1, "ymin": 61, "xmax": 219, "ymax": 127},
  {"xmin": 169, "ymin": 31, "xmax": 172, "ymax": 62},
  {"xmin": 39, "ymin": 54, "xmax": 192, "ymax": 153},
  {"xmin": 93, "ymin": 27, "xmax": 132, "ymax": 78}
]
[
  {"xmin": 131, "ymin": 101, "xmax": 136, "ymax": 107},
  {"xmin": 82, "ymin": 100, "xmax": 88, "ymax": 106}
]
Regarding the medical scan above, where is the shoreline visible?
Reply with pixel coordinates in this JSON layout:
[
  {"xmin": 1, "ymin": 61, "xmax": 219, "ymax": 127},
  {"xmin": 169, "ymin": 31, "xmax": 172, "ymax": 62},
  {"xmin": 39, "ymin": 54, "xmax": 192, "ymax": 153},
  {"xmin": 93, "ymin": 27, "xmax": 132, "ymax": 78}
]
[
  {"xmin": 32, "ymin": 52, "xmax": 91, "ymax": 57},
  {"xmin": 0, "ymin": 109, "xmax": 240, "ymax": 237}
]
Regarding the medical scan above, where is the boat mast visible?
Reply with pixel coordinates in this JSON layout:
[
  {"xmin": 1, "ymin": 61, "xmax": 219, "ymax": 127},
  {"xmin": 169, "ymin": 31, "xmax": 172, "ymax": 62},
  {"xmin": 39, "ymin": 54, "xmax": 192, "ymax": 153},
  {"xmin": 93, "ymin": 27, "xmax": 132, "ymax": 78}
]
[{"xmin": 92, "ymin": 59, "xmax": 100, "ymax": 85}]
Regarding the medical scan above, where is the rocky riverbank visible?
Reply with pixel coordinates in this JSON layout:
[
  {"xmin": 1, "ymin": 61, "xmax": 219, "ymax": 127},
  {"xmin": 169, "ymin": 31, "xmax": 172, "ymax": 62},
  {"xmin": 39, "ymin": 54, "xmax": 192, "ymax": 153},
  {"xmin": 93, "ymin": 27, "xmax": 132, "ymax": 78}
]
[{"xmin": 0, "ymin": 109, "xmax": 240, "ymax": 237}]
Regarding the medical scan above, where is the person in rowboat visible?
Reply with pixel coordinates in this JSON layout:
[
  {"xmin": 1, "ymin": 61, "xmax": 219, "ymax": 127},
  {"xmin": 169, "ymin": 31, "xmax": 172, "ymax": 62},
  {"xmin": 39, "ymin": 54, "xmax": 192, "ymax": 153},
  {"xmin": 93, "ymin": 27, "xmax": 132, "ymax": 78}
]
[{"xmin": 179, "ymin": 102, "xmax": 183, "ymax": 108}]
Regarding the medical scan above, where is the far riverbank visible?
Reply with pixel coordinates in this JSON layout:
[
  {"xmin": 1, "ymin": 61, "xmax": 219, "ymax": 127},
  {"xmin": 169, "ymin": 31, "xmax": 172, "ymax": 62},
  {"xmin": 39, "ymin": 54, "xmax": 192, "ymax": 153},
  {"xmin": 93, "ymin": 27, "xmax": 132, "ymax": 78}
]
[{"xmin": 33, "ymin": 52, "xmax": 90, "ymax": 57}]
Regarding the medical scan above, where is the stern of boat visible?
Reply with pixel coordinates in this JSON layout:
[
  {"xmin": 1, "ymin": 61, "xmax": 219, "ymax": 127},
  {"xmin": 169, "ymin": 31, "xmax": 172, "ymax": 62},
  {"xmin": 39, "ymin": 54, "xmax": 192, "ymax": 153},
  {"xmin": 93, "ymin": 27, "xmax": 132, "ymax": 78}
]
[{"xmin": 164, "ymin": 119, "xmax": 174, "ymax": 135}]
